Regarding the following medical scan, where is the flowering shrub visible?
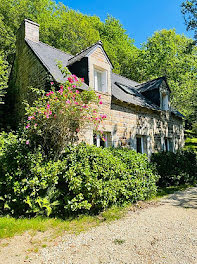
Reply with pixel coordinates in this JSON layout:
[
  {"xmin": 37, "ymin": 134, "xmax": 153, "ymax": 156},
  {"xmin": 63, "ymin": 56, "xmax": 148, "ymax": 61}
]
[{"xmin": 25, "ymin": 73, "xmax": 106, "ymax": 158}]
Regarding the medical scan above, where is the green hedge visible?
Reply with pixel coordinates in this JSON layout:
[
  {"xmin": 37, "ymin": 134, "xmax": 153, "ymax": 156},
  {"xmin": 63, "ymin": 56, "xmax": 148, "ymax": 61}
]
[
  {"xmin": 151, "ymin": 150, "xmax": 197, "ymax": 187},
  {"xmin": 0, "ymin": 133, "xmax": 158, "ymax": 217}
]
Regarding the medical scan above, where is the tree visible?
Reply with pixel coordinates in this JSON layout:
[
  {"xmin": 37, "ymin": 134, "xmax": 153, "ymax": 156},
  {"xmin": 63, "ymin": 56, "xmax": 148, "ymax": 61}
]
[
  {"xmin": 182, "ymin": 0, "xmax": 197, "ymax": 40},
  {"xmin": 0, "ymin": 53, "xmax": 8, "ymax": 104},
  {"xmin": 132, "ymin": 29, "xmax": 197, "ymax": 123}
]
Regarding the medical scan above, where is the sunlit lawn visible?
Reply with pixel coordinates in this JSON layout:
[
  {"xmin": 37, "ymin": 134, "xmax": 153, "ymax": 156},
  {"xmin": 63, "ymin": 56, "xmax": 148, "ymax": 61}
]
[{"xmin": 0, "ymin": 184, "xmax": 192, "ymax": 240}]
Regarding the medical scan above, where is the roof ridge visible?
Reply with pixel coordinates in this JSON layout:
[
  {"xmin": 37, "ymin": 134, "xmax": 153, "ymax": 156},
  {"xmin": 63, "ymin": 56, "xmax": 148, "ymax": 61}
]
[
  {"xmin": 38, "ymin": 40, "xmax": 74, "ymax": 58},
  {"xmin": 135, "ymin": 76, "xmax": 165, "ymax": 87},
  {"xmin": 112, "ymin": 72, "xmax": 139, "ymax": 86},
  {"xmin": 68, "ymin": 40, "xmax": 102, "ymax": 61}
]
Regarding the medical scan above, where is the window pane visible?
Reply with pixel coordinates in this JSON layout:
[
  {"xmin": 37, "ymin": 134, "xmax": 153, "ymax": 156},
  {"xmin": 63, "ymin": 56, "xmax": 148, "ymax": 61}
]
[
  {"xmin": 93, "ymin": 134, "xmax": 97, "ymax": 146},
  {"xmin": 97, "ymin": 71, "xmax": 102, "ymax": 91},
  {"xmin": 136, "ymin": 137, "xmax": 142, "ymax": 153},
  {"xmin": 165, "ymin": 138, "xmax": 168, "ymax": 151}
]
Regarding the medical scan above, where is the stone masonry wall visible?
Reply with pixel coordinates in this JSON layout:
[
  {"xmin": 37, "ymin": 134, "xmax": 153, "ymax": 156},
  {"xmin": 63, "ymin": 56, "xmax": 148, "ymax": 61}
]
[
  {"xmin": 8, "ymin": 40, "xmax": 50, "ymax": 126},
  {"xmin": 81, "ymin": 95, "xmax": 184, "ymax": 156}
]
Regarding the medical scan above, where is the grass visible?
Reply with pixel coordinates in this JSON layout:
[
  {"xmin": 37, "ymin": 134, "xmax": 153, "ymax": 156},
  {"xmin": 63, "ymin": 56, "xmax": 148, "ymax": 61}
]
[
  {"xmin": 0, "ymin": 184, "xmax": 193, "ymax": 240},
  {"xmin": 184, "ymin": 130, "xmax": 197, "ymax": 152},
  {"xmin": 0, "ymin": 206, "xmax": 126, "ymax": 240},
  {"xmin": 156, "ymin": 184, "xmax": 192, "ymax": 198}
]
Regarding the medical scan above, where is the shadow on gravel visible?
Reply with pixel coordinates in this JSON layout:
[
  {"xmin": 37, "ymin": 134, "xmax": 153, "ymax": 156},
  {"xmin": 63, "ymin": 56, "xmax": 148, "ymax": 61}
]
[{"xmin": 163, "ymin": 187, "xmax": 197, "ymax": 209}]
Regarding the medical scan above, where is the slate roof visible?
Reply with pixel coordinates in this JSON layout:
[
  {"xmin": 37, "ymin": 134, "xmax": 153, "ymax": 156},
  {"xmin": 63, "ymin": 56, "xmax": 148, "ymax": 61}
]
[
  {"xmin": 111, "ymin": 73, "xmax": 160, "ymax": 111},
  {"xmin": 67, "ymin": 41, "xmax": 105, "ymax": 66},
  {"xmin": 67, "ymin": 40, "xmax": 113, "ymax": 67},
  {"xmin": 26, "ymin": 39, "xmax": 89, "ymax": 90},
  {"xmin": 26, "ymin": 39, "xmax": 73, "ymax": 83},
  {"xmin": 26, "ymin": 39, "xmax": 182, "ymax": 117},
  {"xmin": 136, "ymin": 76, "xmax": 171, "ymax": 93}
]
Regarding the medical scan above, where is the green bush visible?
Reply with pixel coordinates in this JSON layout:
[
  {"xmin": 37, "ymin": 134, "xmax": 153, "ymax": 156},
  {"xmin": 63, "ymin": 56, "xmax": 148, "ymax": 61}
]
[
  {"xmin": 151, "ymin": 150, "xmax": 197, "ymax": 187},
  {"xmin": 0, "ymin": 134, "xmax": 158, "ymax": 217},
  {"xmin": 110, "ymin": 148, "xmax": 159, "ymax": 200},
  {"xmin": 0, "ymin": 133, "xmax": 60, "ymax": 217}
]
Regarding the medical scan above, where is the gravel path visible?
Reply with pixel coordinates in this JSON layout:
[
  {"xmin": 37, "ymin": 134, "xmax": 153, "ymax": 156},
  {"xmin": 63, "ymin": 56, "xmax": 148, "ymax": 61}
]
[{"xmin": 3, "ymin": 187, "xmax": 196, "ymax": 264}]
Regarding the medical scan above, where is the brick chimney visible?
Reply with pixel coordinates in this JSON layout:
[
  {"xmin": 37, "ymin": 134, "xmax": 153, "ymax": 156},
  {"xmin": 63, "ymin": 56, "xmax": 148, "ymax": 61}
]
[{"xmin": 17, "ymin": 19, "xmax": 39, "ymax": 43}]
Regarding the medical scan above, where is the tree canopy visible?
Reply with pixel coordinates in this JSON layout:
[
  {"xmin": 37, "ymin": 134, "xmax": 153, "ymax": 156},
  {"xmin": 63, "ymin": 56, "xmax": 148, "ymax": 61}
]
[
  {"xmin": 182, "ymin": 0, "xmax": 197, "ymax": 40},
  {"xmin": 0, "ymin": 0, "xmax": 196, "ymax": 128}
]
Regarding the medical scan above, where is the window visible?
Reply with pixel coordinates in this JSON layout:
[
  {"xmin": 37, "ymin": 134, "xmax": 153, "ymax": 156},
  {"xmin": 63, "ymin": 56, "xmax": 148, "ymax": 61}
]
[
  {"xmin": 136, "ymin": 136, "xmax": 147, "ymax": 154},
  {"xmin": 164, "ymin": 138, "xmax": 173, "ymax": 152},
  {"xmin": 93, "ymin": 132, "xmax": 112, "ymax": 147},
  {"xmin": 94, "ymin": 68, "xmax": 107, "ymax": 92},
  {"xmin": 161, "ymin": 93, "xmax": 169, "ymax": 110}
]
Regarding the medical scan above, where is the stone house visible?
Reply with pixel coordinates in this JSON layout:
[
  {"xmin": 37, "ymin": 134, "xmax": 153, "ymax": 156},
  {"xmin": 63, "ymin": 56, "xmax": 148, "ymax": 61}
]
[{"xmin": 7, "ymin": 19, "xmax": 184, "ymax": 156}]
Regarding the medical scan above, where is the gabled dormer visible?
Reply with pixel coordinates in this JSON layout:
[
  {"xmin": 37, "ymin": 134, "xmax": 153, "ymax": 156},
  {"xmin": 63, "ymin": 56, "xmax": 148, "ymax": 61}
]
[
  {"xmin": 67, "ymin": 41, "xmax": 113, "ymax": 95},
  {"xmin": 136, "ymin": 76, "xmax": 171, "ymax": 111}
]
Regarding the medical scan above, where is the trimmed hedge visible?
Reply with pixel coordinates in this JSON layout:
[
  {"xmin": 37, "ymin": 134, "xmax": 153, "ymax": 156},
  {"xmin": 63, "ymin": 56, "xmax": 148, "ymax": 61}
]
[
  {"xmin": 151, "ymin": 150, "xmax": 197, "ymax": 187},
  {"xmin": 0, "ymin": 133, "xmax": 158, "ymax": 217}
]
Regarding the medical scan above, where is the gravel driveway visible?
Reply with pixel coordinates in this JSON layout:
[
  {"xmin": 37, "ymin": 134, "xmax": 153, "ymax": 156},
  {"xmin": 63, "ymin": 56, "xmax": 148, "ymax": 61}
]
[{"xmin": 29, "ymin": 187, "xmax": 197, "ymax": 264}]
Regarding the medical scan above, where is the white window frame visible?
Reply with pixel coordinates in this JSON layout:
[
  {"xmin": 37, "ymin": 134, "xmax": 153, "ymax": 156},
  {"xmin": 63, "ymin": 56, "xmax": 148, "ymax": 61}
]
[
  {"xmin": 136, "ymin": 136, "xmax": 144, "ymax": 154},
  {"xmin": 161, "ymin": 93, "xmax": 169, "ymax": 110},
  {"xmin": 94, "ymin": 68, "xmax": 107, "ymax": 93},
  {"xmin": 94, "ymin": 132, "xmax": 111, "ymax": 148},
  {"xmin": 164, "ymin": 138, "xmax": 173, "ymax": 152}
]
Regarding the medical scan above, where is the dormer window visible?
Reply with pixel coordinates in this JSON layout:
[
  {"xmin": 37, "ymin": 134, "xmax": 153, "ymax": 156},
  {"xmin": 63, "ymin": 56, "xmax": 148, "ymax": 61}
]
[
  {"xmin": 161, "ymin": 93, "xmax": 169, "ymax": 110},
  {"xmin": 94, "ymin": 67, "xmax": 107, "ymax": 93}
]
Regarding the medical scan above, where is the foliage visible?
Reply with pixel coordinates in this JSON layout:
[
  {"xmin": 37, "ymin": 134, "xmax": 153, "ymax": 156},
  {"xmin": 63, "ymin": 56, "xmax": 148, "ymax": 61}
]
[
  {"xmin": 151, "ymin": 150, "xmax": 197, "ymax": 187},
  {"xmin": 0, "ymin": 0, "xmax": 196, "ymax": 130},
  {"xmin": 110, "ymin": 147, "xmax": 159, "ymax": 200},
  {"xmin": 24, "ymin": 70, "xmax": 105, "ymax": 158},
  {"xmin": 184, "ymin": 129, "xmax": 197, "ymax": 152},
  {"xmin": 182, "ymin": 0, "xmax": 197, "ymax": 40},
  {"xmin": 131, "ymin": 29, "xmax": 197, "ymax": 124},
  {"xmin": 0, "ymin": 136, "xmax": 158, "ymax": 217},
  {"xmin": 0, "ymin": 53, "xmax": 8, "ymax": 104},
  {"xmin": 0, "ymin": 0, "xmax": 136, "ymax": 70}
]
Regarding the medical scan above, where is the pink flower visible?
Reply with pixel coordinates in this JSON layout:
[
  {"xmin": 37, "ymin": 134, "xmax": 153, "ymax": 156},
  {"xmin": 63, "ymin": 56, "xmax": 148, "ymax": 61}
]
[
  {"xmin": 47, "ymin": 104, "xmax": 50, "ymax": 109},
  {"xmin": 26, "ymin": 140, "xmax": 30, "ymax": 145},
  {"xmin": 46, "ymin": 114, "xmax": 49, "ymax": 119},
  {"xmin": 28, "ymin": 116, "xmax": 34, "ymax": 120},
  {"xmin": 49, "ymin": 111, "xmax": 52, "ymax": 115},
  {"xmin": 81, "ymin": 78, "xmax": 84, "ymax": 82},
  {"xmin": 50, "ymin": 82, "xmax": 54, "ymax": 85},
  {"xmin": 99, "ymin": 101, "xmax": 103, "ymax": 105},
  {"xmin": 68, "ymin": 77, "xmax": 74, "ymax": 83},
  {"xmin": 66, "ymin": 100, "xmax": 71, "ymax": 104},
  {"xmin": 74, "ymin": 101, "xmax": 79, "ymax": 105},
  {"xmin": 73, "ymin": 75, "xmax": 78, "ymax": 81},
  {"xmin": 76, "ymin": 90, "xmax": 79, "ymax": 94},
  {"xmin": 98, "ymin": 95, "xmax": 102, "ymax": 99},
  {"xmin": 25, "ymin": 124, "xmax": 30, "ymax": 129},
  {"xmin": 101, "ymin": 114, "xmax": 107, "ymax": 119},
  {"xmin": 72, "ymin": 85, "xmax": 76, "ymax": 88},
  {"xmin": 60, "ymin": 85, "xmax": 64, "ymax": 89}
]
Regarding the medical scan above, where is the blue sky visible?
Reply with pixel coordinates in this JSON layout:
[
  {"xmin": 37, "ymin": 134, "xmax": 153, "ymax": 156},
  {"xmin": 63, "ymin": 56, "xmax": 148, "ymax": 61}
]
[{"xmin": 61, "ymin": 0, "xmax": 194, "ymax": 47}]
